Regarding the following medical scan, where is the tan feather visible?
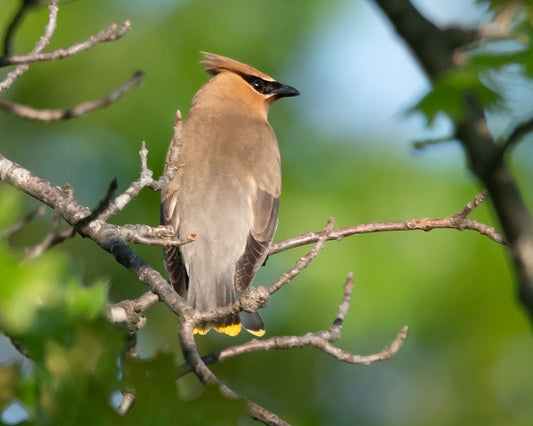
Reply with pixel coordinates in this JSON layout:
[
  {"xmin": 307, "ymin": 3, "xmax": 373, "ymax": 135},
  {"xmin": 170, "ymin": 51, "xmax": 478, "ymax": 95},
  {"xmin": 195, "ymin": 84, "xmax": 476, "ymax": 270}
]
[{"xmin": 200, "ymin": 51, "xmax": 274, "ymax": 81}]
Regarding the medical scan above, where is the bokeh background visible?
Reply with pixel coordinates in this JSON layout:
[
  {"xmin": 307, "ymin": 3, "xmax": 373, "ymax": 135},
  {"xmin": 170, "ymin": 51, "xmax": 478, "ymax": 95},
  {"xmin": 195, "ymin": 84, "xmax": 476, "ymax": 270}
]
[{"xmin": 1, "ymin": 0, "xmax": 533, "ymax": 424}]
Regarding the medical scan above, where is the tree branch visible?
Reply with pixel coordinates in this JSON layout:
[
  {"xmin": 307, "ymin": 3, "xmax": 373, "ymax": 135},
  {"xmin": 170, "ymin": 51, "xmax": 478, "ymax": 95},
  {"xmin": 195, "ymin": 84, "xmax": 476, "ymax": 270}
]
[
  {"xmin": 0, "ymin": 0, "xmax": 58, "ymax": 91},
  {"xmin": 2, "ymin": 203, "xmax": 46, "ymax": 238},
  {"xmin": 0, "ymin": 152, "xmax": 189, "ymax": 317},
  {"xmin": 178, "ymin": 298, "xmax": 291, "ymax": 425},
  {"xmin": 150, "ymin": 110, "xmax": 184, "ymax": 191},
  {"xmin": 0, "ymin": 2, "xmax": 141, "ymax": 122},
  {"xmin": 498, "ymin": 115, "xmax": 533, "ymax": 155},
  {"xmin": 0, "ymin": 21, "xmax": 132, "ymax": 67},
  {"xmin": 1, "ymin": 150, "xmax": 405, "ymax": 425},
  {"xmin": 267, "ymin": 218, "xmax": 335, "ymax": 294},
  {"xmin": 24, "ymin": 183, "xmax": 75, "ymax": 259},
  {"xmin": 179, "ymin": 274, "xmax": 408, "ymax": 378},
  {"xmin": 375, "ymin": 0, "xmax": 533, "ymax": 318},
  {"xmin": 0, "ymin": 71, "xmax": 144, "ymax": 120},
  {"xmin": 107, "ymin": 291, "xmax": 159, "ymax": 334},
  {"xmin": 190, "ymin": 218, "xmax": 336, "ymax": 325},
  {"xmin": 2, "ymin": 0, "xmax": 38, "ymax": 57},
  {"xmin": 270, "ymin": 190, "xmax": 504, "ymax": 255}
]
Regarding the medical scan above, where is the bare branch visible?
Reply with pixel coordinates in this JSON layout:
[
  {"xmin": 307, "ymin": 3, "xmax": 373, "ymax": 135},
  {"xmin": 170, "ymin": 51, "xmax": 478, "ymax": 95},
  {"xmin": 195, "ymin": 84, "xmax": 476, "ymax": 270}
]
[
  {"xmin": 267, "ymin": 218, "xmax": 335, "ymax": 295},
  {"xmin": 179, "ymin": 274, "xmax": 408, "ymax": 378},
  {"xmin": 149, "ymin": 110, "xmax": 183, "ymax": 191},
  {"xmin": 0, "ymin": 21, "xmax": 132, "ymax": 67},
  {"xmin": 0, "ymin": 0, "xmax": 58, "ymax": 91},
  {"xmin": 107, "ymin": 291, "xmax": 159, "ymax": 333},
  {"xmin": 498, "ymin": 115, "xmax": 533, "ymax": 155},
  {"xmin": 270, "ymin": 191, "xmax": 505, "ymax": 255},
  {"xmin": 178, "ymin": 311, "xmax": 289, "ymax": 425},
  {"xmin": 2, "ymin": 0, "xmax": 37, "ymax": 57},
  {"xmin": 75, "ymin": 178, "xmax": 119, "ymax": 229},
  {"xmin": 2, "ymin": 136, "xmax": 189, "ymax": 261},
  {"xmin": 97, "ymin": 141, "xmax": 155, "ymax": 222},
  {"xmin": 0, "ymin": 152, "xmax": 189, "ymax": 317},
  {"xmin": 117, "ymin": 391, "xmax": 136, "ymax": 416},
  {"xmin": 21, "ymin": 184, "xmax": 74, "ymax": 258},
  {"xmin": 248, "ymin": 403, "xmax": 289, "ymax": 426},
  {"xmin": 166, "ymin": 190, "xmax": 502, "ymax": 330},
  {"xmin": 0, "ymin": 71, "xmax": 144, "ymax": 120},
  {"xmin": 333, "ymin": 270, "xmax": 355, "ymax": 329},
  {"xmin": 115, "ymin": 224, "xmax": 196, "ymax": 246},
  {"xmin": 413, "ymin": 135, "xmax": 454, "ymax": 150},
  {"xmin": 191, "ymin": 218, "xmax": 336, "ymax": 326},
  {"xmin": 2, "ymin": 204, "xmax": 46, "ymax": 238}
]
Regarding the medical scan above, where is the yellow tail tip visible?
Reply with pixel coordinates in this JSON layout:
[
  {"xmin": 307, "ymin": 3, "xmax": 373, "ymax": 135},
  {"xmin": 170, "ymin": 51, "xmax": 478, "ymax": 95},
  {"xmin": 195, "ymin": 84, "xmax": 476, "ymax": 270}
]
[
  {"xmin": 245, "ymin": 328, "xmax": 265, "ymax": 337},
  {"xmin": 194, "ymin": 323, "xmax": 243, "ymax": 337},
  {"xmin": 215, "ymin": 323, "xmax": 242, "ymax": 336}
]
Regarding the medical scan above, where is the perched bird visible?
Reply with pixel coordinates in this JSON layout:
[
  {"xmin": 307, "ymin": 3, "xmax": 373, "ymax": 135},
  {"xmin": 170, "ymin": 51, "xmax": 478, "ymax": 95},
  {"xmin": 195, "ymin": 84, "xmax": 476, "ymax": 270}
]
[{"xmin": 161, "ymin": 52, "xmax": 299, "ymax": 336}]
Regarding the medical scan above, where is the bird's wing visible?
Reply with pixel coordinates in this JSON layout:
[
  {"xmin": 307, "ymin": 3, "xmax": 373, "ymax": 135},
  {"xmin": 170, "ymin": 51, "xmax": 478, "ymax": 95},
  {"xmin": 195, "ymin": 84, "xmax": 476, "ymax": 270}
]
[
  {"xmin": 160, "ymin": 188, "xmax": 188, "ymax": 296},
  {"xmin": 235, "ymin": 188, "xmax": 279, "ymax": 291}
]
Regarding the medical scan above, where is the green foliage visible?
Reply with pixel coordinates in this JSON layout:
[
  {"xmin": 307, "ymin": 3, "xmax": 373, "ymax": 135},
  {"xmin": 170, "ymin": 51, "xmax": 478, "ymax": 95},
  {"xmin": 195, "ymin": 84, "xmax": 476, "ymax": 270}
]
[
  {"xmin": 1, "ymin": 0, "xmax": 533, "ymax": 425},
  {"xmin": 410, "ymin": 67, "xmax": 501, "ymax": 125},
  {"xmin": 0, "ymin": 188, "xmax": 119, "ymax": 424},
  {"xmin": 412, "ymin": 2, "xmax": 533, "ymax": 125},
  {"xmin": 0, "ymin": 189, "xmax": 248, "ymax": 425}
]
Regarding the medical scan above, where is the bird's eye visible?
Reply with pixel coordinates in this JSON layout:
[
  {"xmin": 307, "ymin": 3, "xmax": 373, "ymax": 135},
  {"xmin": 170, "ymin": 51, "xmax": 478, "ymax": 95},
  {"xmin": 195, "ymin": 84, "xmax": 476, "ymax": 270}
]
[{"xmin": 252, "ymin": 79, "xmax": 264, "ymax": 92}]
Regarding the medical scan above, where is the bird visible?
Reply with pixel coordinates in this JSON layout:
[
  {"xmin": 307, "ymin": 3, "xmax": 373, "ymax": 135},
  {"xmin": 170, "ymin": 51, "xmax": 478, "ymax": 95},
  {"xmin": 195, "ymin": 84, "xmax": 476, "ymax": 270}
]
[{"xmin": 161, "ymin": 52, "xmax": 299, "ymax": 336}]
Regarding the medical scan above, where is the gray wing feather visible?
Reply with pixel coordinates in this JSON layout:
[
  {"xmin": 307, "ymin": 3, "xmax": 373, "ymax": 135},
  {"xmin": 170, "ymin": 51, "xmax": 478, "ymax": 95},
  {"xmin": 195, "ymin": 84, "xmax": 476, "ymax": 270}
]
[
  {"xmin": 235, "ymin": 189, "xmax": 279, "ymax": 291},
  {"xmin": 160, "ymin": 192, "xmax": 188, "ymax": 296}
]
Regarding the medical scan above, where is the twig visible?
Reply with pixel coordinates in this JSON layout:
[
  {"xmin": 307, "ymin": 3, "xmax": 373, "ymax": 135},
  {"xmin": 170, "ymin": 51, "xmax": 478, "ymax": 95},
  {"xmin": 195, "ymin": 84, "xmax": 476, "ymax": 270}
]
[
  {"xmin": 97, "ymin": 141, "xmax": 153, "ymax": 222},
  {"xmin": 178, "ymin": 274, "xmax": 408, "ymax": 378},
  {"xmin": 0, "ymin": 152, "xmax": 189, "ymax": 316},
  {"xmin": 126, "ymin": 189, "xmax": 502, "ymax": 331},
  {"xmin": 115, "ymin": 224, "xmax": 196, "ymax": 246},
  {"xmin": 2, "ymin": 0, "xmax": 36, "ymax": 57},
  {"xmin": 248, "ymin": 403, "xmax": 289, "ymax": 426},
  {"xmin": 98, "ymin": 114, "xmax": 183, "ymax": 221},
  {"xmin": 108, "ymin": 291, "xmax": 159, "ymax": 333},
  {"xmin": 0, "ymin": 21, "xmax": 132, "ymax": 66},
  {"xmin": 149, "ymin": 110, "xmax": 183, "ymax": 191},
  {"xmin": 2, "ymin": 204, "xmax": 46, "ymax": 238},
  {"xmin": 267, "ymin": 218, "xmax": 335, "ymax": 295},
  {"xmin": 117, "ymin": 391, "xmax": 136, "ymax": 416},
  {"xmin": 194, "ymin": 218, "xmax": 336, "ymax": 325},
  {"xmin": 413, "ymin": 135, "xmax": 454, "ymax": 150},
  {"xmin": 270, "ymin": 191, "xmax": 505, "ymax": 255},
  {"xmin": 75, "ymin": 178, "xmax": 119, "ymax": 229},
  {"xmin": 0, "ymin": 71, "xmax": 144, "ymax": 120},
  {"xmin": 178, "ymin": 310, "xmax": 289, "ymax": 425},
  {"xmin": 25, "ymin": 214, "xmax": 71, "ymax": 259},
  {"xmin": 24, "ymin": 184, "xmax": 74, "ymax": 258},
  {"xmin": 498, "ymin": 115, "xmax": 533, "ymax": 155},
  {"xmin": 2, "ymin": 136, "xmax": 188, "ymax": 260},
  {"xmin": 0, "ymin": 0, "xmax": 58, "ymax": 91}
]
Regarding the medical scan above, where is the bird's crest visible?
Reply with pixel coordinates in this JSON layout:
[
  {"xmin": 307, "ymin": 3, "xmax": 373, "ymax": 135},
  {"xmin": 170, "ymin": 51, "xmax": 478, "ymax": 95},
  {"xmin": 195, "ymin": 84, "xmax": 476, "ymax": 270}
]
[{"xmin": 201, "ymin": 51, "xmax": 274, "ymax": 81}]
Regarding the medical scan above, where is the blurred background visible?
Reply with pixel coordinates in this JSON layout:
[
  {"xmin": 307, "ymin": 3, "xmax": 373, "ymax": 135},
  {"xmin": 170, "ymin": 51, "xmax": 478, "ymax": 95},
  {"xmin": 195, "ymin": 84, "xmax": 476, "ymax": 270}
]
[{"xmin": 1, "ymin": 0, "xmax": 532, "ymax": 424}]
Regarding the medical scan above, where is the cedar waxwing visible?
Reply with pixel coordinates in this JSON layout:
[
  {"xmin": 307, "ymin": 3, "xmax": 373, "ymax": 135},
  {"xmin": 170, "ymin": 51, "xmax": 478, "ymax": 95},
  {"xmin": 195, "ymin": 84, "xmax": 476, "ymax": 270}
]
[{"xmin": 161, "ymin": 52, "xmax": 299, "ymax": 336}]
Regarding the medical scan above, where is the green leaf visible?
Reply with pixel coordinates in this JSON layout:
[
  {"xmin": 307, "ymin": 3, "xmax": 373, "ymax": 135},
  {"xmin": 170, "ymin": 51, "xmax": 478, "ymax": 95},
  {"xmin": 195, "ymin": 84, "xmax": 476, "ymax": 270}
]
[{"xmin": 409, "ymin": 67, "xmax": 501, "ymax": 125}]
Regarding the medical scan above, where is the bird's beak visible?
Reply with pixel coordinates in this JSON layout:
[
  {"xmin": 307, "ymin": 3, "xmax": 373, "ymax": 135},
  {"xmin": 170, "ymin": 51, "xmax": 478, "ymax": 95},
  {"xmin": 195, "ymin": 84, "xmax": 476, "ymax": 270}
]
[{"xmin": 272, "ymin": 84, "xmax": 300, "ymax": 99}]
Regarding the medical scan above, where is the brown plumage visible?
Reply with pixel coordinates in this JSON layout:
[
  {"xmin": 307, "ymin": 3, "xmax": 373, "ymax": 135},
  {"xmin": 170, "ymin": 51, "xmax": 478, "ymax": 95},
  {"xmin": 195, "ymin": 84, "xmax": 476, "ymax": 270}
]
[{"xmin": 161, "ymin": 52, "xmax": 299, "ymax": 336}]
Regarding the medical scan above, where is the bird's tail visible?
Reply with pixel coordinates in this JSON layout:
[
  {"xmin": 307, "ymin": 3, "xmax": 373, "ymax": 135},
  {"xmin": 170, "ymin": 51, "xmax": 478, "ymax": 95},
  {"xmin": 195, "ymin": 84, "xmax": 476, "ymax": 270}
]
[
  {"xmin": 240, "ymin": 312, "xmax": 265, "ymax": 336},
  {"xmin": 193, "ymin": 314, "xmax": 242, "ymax": 336},
  {"xmin": 193, "ymin": 312, "xmax": 265, "ymax": 337},
  {"xmin": 188, "ymin": 262, "xmax": 265, "ymax": 337}
]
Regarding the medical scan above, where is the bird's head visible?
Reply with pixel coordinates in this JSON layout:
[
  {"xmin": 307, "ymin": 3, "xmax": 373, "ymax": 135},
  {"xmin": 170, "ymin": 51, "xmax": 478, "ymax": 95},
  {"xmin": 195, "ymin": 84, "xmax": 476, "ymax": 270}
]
[{"xmin": 194, "ymin": 52, "xmax": 300, "ymax": 120}]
